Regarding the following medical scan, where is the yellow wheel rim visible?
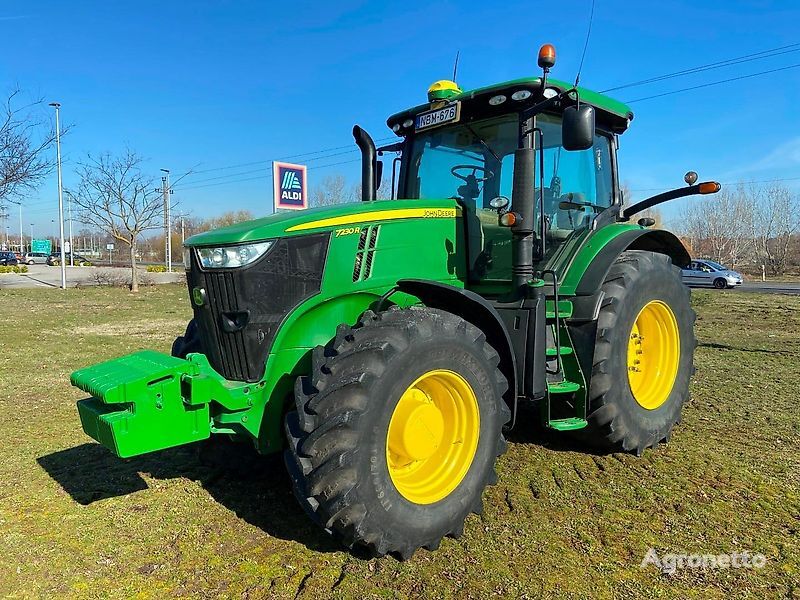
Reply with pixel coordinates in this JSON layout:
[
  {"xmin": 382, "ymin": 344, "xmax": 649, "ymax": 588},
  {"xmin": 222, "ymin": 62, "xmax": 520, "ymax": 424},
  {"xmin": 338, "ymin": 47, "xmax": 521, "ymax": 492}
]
[
  {"xmin": 386, "ymin": 369, "xmax": 480, "ymax": 505},
  {"xmin": 627, "ymin": 300, "xmax": 680, "ymax": 410}
]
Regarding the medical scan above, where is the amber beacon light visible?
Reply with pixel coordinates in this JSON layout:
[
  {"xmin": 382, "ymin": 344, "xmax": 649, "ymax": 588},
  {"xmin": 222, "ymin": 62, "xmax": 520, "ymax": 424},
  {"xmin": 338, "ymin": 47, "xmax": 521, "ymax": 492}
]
[{"xmin": 538, "ymin": 44, "xmax": 556, "ymax": 70}]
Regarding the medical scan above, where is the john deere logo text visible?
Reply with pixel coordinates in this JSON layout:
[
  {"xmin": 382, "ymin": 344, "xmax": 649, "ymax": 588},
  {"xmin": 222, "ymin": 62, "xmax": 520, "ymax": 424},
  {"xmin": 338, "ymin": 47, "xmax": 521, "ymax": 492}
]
[{"xmin": 273, "ymin": 161, "xmax": 308, "ymax": 210}]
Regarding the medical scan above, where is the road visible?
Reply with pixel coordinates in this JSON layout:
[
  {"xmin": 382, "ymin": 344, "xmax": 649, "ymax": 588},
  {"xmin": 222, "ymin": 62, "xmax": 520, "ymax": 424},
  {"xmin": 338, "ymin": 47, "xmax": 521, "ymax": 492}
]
[
  {"xmin": 0, "ymin": 264, "xmax": 184, "ymax": 289},
  {"xmin": 733, "ymin": 281, "xmax": 800, "ymax": 295}
]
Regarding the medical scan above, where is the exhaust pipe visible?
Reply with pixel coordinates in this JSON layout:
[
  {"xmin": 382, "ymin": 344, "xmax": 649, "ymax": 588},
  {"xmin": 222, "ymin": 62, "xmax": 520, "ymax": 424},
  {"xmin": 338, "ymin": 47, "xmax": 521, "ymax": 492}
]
[
  {"xmin": 353, "ymin": 125, "xmax": 376, "ymax": 202},
  {"xmin": 510, "ymin": 147, "xmax": 536, "ymax": 289}
]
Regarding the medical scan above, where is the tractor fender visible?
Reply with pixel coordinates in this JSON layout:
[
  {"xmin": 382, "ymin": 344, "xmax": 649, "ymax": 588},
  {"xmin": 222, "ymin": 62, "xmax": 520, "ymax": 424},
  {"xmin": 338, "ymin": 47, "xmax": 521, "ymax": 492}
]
[
  {"xmin": 571, "ymin": 228, "xmax": 690, "ymax": 320},
  {"xmin": 396, "ymin": 279, "xmax": 517, "ymax": 421}
]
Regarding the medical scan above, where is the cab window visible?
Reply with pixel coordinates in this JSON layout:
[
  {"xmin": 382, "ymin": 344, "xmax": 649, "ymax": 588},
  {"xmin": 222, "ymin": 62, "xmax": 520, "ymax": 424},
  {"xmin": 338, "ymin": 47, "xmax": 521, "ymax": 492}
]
[{"xmin": 537, "ymin": 113, "xmax": 614, "ymax": 242}]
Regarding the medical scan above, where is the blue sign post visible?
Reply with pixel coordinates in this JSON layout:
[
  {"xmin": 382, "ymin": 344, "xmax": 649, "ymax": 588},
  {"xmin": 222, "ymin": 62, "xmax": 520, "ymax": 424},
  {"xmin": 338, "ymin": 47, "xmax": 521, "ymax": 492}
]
[
  {"xmin": 273, "ymin": 161, "xmax": 308, "ymax": 211},
  {"xmin": 31, "ymin": 239, "xmax": 52, "ymax": 254}
]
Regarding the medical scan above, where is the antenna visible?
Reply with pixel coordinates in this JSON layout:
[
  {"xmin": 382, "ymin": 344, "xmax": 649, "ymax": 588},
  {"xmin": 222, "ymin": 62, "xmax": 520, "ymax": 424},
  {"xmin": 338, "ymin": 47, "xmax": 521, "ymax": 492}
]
[
  {"xmin": 452, "ymin": 50, "xmax": 460, "ymax": 83},
  {"xmin": 574, "ymin": 0, "xmax": 596, "ymax": 87}
]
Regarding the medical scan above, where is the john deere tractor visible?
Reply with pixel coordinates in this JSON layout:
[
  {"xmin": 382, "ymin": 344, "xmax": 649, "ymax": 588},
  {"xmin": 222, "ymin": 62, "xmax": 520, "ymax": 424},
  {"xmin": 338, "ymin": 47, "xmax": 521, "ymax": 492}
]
[{"xmin": 72, "ymin": 45, "xmax": 720, "ymax": 558}]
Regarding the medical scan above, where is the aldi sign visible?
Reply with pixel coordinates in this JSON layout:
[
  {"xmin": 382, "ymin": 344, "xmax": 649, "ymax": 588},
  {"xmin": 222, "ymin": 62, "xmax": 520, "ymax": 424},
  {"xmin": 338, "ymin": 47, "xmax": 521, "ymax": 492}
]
[{"xmin": 273, "ymin": 161, "xmax": 308, "ymax": 210}]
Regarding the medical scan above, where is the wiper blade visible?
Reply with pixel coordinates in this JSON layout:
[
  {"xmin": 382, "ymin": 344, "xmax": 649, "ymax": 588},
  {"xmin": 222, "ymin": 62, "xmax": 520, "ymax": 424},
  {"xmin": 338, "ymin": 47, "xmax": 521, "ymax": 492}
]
[{"xmin": 464, "ymin": 123, "xmax": 501, "ymax": 163}]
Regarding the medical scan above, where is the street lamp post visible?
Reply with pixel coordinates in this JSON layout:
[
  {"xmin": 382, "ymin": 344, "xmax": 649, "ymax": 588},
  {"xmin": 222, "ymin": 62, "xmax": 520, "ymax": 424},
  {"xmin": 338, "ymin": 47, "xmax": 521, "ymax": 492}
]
[
  {"xmin": 49, "ymin": 102, "xmax": 66, "ymax": 289},
  {"xmin": 160, "ymin": 168, "xmax": 172, "ymax": 273}
]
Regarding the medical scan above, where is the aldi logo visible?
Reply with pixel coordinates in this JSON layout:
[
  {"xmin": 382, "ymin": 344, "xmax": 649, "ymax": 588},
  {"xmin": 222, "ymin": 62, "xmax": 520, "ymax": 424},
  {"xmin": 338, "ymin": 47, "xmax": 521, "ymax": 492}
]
[{"xmin": 273, "ymin": 161, "xmax": 308, "ymax": 210}]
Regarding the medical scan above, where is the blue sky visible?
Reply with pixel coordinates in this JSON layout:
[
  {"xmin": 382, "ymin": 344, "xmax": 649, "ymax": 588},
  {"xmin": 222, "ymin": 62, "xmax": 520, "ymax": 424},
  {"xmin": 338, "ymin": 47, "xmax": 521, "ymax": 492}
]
[{"xmin": 3, "ymin": 0, "xmax": 800, "ymax": 235}]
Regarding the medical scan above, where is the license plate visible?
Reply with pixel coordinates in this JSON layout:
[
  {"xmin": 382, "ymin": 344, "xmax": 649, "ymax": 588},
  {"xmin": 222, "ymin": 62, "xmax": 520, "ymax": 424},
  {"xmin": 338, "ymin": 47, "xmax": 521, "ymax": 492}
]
[{"xmin": 415, "ymin": 103, "xmax": 460, "ymax": 131}]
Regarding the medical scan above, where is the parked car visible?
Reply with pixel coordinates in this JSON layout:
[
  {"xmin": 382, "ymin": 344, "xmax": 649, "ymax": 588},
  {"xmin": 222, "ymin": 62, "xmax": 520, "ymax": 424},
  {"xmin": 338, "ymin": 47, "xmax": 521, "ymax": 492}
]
[
  {"xmin": 47, "ymin": 252, "xmax": 92, "ymax": 266},
  {"xmin": 21, "ymin": 252, "xmax": 50, "ymax": 265},
  {"xmin": 681, "ymin": 259, "xmax": 743, "ymax": 289},
  {"xmin": 0, "ymin": 251, "xmax": 19, "ymax": 266}
]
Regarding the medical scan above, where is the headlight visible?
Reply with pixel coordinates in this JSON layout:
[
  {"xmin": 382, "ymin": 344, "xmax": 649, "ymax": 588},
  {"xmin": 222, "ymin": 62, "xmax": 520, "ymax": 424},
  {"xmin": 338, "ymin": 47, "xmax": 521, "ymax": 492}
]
[{"xmin": 196, "ymin": 241, "xmax": 274, "ymax": 269}]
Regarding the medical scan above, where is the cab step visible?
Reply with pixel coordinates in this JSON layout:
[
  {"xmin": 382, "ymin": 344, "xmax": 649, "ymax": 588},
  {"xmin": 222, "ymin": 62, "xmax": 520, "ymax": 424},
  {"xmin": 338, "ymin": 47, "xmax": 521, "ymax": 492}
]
[
  {"xmin": 547, "ymin": 417, "xmax": 588, "ymax": 431},
  {"xmin": 545, "ymin": 299, "xmax": 573, "ymax": 320},
  {"xmin": 545, "ymin": 346, "xmax": 574, "ymax": 357},
  {"xmin": 547, "ymin": 380, "xmax": 581, "ymax": 394}
]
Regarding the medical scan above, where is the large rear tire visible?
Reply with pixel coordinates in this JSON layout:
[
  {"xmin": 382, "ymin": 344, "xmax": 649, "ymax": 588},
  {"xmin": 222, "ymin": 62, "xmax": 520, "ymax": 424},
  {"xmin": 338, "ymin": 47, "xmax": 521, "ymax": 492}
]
[
  {"xmin": 576, "ymin": 251, "xmax": 695, "ymax": 455},
  {"xmin": 284, "ymin": 306, "xmax": 510, "ymax": 559}
]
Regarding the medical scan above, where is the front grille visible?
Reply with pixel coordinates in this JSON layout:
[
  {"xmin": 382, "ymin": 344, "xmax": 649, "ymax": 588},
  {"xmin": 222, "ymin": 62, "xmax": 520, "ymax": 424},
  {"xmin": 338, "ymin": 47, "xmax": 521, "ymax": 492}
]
[{"xmin": 187, "ymin": 233, "xmax": 329, "ymax": 382}]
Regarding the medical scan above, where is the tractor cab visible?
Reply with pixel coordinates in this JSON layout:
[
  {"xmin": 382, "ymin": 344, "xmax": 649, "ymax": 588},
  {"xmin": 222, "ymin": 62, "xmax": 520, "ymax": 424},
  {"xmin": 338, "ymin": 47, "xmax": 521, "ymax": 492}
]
[{"xmin": 383, "ymin": 54, "xmax": 632, "ymax": 295}]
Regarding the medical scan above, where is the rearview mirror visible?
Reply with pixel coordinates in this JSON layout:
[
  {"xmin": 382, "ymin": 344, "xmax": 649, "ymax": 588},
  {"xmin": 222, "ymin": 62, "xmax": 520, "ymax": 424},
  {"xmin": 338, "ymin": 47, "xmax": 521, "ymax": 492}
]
[{"xmin": 562, "ymin": 105, "xmax": 595, "ymax": 151}]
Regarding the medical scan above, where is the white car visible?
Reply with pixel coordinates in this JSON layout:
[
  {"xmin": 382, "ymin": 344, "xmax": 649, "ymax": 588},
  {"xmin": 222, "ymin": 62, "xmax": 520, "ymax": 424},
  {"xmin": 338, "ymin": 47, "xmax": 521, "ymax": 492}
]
[{"xmin": 681, "ymin": 259, "xmax": 743, "ymax": 289}]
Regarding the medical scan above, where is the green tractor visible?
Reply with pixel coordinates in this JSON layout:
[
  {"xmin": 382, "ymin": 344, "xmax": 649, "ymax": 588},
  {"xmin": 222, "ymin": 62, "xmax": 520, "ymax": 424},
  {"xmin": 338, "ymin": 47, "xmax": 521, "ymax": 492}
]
[{"xmin": 72, "ymin": 44, "xmax": 719, "ymax": 558}]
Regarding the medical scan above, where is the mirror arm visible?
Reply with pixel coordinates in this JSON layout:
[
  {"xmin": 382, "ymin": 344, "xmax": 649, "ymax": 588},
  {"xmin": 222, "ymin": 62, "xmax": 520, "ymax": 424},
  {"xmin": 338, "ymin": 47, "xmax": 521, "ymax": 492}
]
[{"xmin": 621, "ymin": 182, "xmax": 721, "ymax": 220}]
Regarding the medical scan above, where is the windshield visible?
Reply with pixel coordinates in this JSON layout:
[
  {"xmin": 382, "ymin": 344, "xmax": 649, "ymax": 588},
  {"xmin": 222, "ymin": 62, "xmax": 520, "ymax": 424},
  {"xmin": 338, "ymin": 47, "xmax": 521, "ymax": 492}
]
[
  {"xmin": 704, "ymin": 260, "xmax": 726, "ymax": 271},
  {"xmin": 404, "ymin": 115, "xmax": 519, "ymax": 207},
  {"xmin": 400, "ymin": 111, "xmax": 616, "ymax": 287}
]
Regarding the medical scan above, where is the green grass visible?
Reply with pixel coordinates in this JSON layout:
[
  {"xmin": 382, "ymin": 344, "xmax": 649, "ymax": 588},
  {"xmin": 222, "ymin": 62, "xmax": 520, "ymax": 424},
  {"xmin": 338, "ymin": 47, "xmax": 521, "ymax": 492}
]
[{"xmin": 0, "ymin": 285, "xmax": 798, "ymax": 599}]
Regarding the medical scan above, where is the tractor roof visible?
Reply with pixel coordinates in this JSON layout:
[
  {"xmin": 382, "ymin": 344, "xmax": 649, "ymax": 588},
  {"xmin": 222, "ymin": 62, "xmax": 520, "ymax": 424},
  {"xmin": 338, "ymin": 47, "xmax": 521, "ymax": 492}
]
[{"xmin": 387, "ymin": 76, "xmax": 634, "ymax": 135}]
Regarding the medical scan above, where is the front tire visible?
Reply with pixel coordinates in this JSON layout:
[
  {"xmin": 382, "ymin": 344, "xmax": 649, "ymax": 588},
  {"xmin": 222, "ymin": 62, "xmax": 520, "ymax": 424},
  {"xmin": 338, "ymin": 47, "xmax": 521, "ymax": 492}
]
[
  {"xmin": 713, "ymin": 277, "xmax": 726, "ymax": 289},
  {"xmin": 284, "ymin": 306, "xmax": 510, "ymax": 559},
  {"xmin": 577, "ymin": 251, "xmax": 696, "ymax": 455}
]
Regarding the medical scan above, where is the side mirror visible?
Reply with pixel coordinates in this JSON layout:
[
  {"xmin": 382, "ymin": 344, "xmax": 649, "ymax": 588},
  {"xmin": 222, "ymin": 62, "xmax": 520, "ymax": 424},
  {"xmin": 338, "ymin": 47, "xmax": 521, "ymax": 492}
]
[{"xmin": 562, "ymin": 105, "xmax": 595, "ymax": 151}]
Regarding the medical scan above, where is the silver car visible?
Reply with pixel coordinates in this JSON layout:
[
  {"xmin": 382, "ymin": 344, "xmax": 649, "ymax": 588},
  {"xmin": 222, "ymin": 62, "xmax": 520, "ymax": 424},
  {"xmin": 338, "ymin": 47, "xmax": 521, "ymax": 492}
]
[
  {"xmin": 681, "ymin": 259, "xmax": 743, "ymax": 289},
  {"xmin": 22, "ymin": 252, "xmax": 50, "ymax": 265}
]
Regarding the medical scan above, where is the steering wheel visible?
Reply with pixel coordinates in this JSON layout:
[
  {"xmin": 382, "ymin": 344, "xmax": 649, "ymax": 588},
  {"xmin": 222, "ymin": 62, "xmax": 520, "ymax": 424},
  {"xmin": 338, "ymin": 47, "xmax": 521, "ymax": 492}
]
[{"xmin": 450, "ymin": 165, "xmax": 494, "ymax": 182}]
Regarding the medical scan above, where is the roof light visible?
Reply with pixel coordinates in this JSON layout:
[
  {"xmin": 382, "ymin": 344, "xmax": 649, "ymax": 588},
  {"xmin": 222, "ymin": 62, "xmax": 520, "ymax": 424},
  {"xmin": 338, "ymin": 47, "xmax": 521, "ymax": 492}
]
[
  {"xmin": 542, "ymin": 87, "xmax": 558, "ymax": 99},
  {"xmin": 538, "ymin": 44, "xmax": 556, "ymax": 70},
  {"xmin": 488, "ymin": 94, "xmax": 507, "ymax": 106},
  {"xmin": 402, "ymin": 118, "xmax": 414, "ymax": 129},
  {"xmin": 511, "ymin": 90, "xmax": 532, "ymax": 101},
  {"xmin": 392, "ymin": 123, "xmax": 401, "ymax": 133},
  {"xmin": 427, "ymin": 80, "xmax": 461, "ymax": 102}
]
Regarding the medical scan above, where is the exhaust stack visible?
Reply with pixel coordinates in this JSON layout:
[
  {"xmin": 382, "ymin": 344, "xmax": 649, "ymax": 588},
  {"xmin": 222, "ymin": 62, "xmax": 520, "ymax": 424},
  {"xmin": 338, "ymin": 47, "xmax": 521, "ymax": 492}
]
[{"xmin": 353, "ymin": 125, "xmax": 377, "ymax": 202}]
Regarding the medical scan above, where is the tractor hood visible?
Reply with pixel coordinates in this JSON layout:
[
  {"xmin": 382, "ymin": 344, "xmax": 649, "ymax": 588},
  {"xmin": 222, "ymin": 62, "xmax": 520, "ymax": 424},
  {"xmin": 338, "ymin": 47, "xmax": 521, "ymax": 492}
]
[{"xmin": 184, "ymin": 198, "xmax": 461, "ymax": 247}]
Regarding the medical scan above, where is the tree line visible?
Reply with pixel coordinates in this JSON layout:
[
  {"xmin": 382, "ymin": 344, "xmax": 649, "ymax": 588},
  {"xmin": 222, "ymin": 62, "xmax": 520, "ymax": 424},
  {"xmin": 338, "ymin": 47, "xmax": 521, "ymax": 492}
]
[{"xmin": 673, "ymin": 183, "xmax": 800, "ymax": 276}]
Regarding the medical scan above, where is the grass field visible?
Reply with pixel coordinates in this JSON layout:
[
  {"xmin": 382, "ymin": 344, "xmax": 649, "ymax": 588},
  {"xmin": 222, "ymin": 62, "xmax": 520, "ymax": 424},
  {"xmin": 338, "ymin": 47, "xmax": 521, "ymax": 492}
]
[{"xmin": 0, "ymin": 285, "xmax": 798, "ymax": 599}]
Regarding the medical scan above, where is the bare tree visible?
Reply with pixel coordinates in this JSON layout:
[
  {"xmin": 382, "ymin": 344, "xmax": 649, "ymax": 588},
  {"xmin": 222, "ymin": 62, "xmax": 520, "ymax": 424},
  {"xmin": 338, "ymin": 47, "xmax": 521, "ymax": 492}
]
[
  {"xmin": 350, "ymin": 177, "xmax": 393, "ymax": 203},
  {"xmin": 71, "ymin": 150, "xmax": 162, "ymax": 292},
  {"xmin": 312, "ymin": 174, "xmax": 355, "ymax": 207},
  {"xmin": 676, "ymin": 184, "xmax": 754, "ymax": 267},
  {"xmin": 0, "ymin": 89, "xmax": 58, "ymax": 206},
  {"xmin": 751, "ymin": 183, "xmax": 800, "ymax": 276}
]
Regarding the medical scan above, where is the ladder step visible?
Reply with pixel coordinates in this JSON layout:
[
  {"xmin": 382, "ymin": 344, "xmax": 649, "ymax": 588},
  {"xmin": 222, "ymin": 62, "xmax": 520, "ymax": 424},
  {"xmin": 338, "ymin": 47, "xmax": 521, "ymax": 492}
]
[
  {"xmin": 545, "ymin": 299, "xmax": 573, "ymax": 320},
  {"xmin": 546, "ymin": 346, "xmax": 574, "ymax": 357},
  {"xmin": 548, "ymin": 417, "xmax": 588, "ymax": 431},
  {"xmin": 547, "ymin": 380, "xmax": 581, "ymax": 394}
]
